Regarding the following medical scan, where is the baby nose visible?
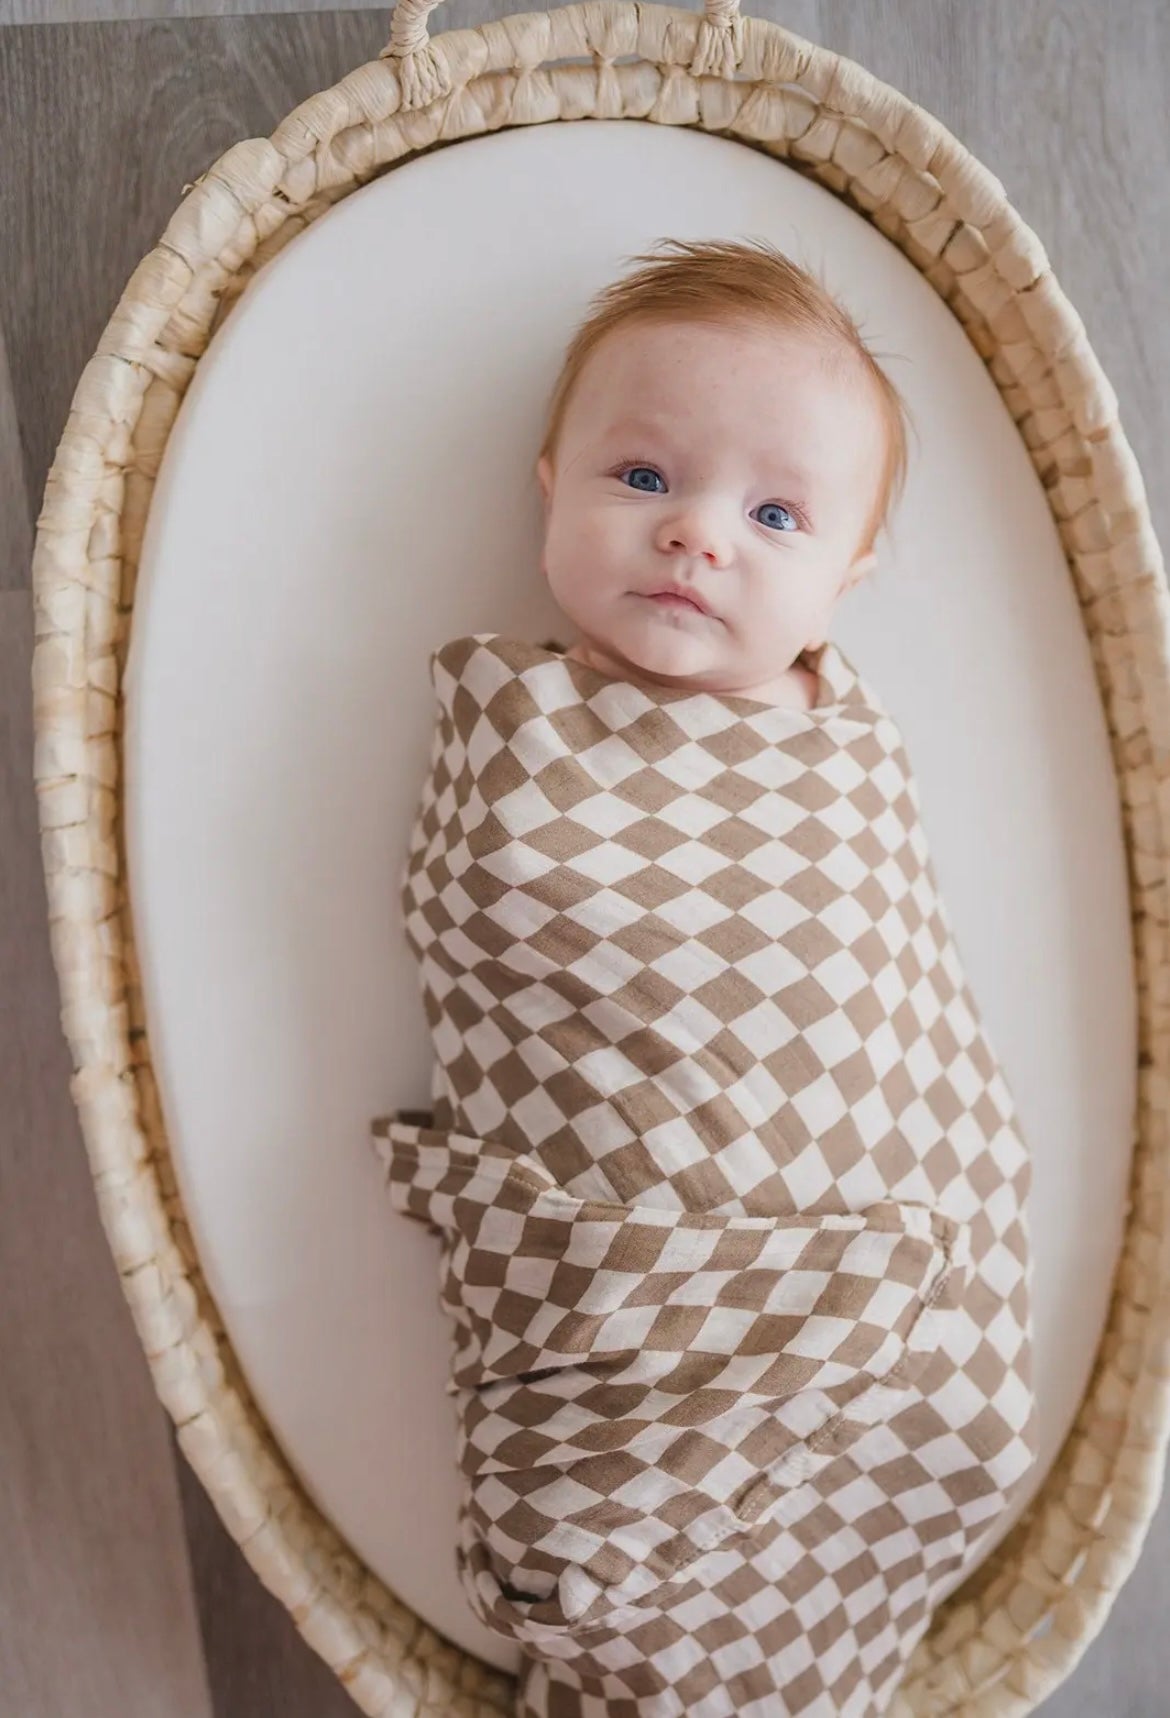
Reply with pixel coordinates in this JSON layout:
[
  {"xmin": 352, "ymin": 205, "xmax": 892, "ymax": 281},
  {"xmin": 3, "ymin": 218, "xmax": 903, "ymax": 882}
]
[{"xmin": 657, "ymin": 507, "xmax": 731, "ymax": 566}]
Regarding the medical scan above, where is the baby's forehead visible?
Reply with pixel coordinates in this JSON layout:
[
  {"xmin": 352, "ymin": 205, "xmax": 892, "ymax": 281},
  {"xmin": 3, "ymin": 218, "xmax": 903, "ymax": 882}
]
[
  {"xmin": 588, "ymin": 392, "xmax": 870, "ymax": 474},
  {"xmin": 594, "ymin": 312, "xmax": 843, "ymax": 369},
  {"xmin": 585, "ymin": 323, "xmax": 861, "ymax": 411},
  {"xmin": 561, "ymin": 321, "xmax": 882, "ymax": 471}
]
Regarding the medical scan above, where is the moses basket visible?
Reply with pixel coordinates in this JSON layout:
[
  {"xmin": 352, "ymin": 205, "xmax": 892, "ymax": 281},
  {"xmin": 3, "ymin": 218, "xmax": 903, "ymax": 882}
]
[{"xmin": 29, "ymin": 0, "xmax": 1170, "ymax": 1712}]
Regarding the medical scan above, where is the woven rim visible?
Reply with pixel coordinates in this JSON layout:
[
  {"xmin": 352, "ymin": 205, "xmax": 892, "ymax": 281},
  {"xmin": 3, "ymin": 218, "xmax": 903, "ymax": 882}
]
[{"xmin": 29, "ymin": 2, "xmax": 1170, "ymax": 1711}]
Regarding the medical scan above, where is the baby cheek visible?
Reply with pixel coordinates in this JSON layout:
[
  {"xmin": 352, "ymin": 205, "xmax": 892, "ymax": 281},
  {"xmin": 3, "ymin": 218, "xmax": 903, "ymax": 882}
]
[
  {"xmin": 546, "ymin": 510, "xmax": 586, "ymax": 580},
  {"xmin": 597, "ymin": 513, "xmax": 639, "ymax": 581},
  {"xmin": 548, "ymin": 516, "xmax": 602, "ymax": 602},
  {"xmin": 747, "ymin": 582, "xmax": 799, "ymax": 646}
]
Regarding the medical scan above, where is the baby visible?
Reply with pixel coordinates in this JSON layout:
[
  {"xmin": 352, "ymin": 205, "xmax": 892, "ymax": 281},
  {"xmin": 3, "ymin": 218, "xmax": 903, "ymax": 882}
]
[
  {"xmin": 373, "ymin": 238, "xmax": 1036, "ymax": 1718},
  {"xmin": 534, "ymin": 235, "xmax": 904, "ymax": 711}
]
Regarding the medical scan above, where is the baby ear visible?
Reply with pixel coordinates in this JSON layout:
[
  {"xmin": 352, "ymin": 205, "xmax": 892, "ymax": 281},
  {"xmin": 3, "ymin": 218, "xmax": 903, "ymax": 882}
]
[
  {"xmin": 536, "ymin": 455, "xmax": 553, "ymax": 507},
  {"xmin": 847, "ymin": 548, "xmax": 878, "ymax": 589}
]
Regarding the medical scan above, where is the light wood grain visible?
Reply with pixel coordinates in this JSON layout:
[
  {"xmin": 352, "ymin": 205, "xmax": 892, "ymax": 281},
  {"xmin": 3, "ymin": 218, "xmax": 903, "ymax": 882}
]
[{"xmin": 2, "ymin": 1, "xmax": 1169, "ymax": 1712}]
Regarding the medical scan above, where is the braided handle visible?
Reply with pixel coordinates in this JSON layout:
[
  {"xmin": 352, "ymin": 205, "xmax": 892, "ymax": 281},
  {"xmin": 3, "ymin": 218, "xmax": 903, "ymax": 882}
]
[{"xmin": 383, "ymin": 0, "xmax": 744, "ymax": 64}]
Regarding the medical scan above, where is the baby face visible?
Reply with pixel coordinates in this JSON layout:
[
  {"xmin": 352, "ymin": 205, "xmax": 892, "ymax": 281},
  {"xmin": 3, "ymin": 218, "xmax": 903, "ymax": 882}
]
[{"xmin": 536, "ymin": 317, "xmax": 884, "ymax": 704}]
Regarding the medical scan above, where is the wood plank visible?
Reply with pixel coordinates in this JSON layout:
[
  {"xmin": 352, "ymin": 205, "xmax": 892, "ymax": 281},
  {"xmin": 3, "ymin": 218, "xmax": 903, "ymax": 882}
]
[
  {"xmin": 0, "ymin": 592, "xmax": 215, "ymax": 1718},
  {"xmin": 0, "ymin": 321, "xmax": 31, "ymax": 590}
]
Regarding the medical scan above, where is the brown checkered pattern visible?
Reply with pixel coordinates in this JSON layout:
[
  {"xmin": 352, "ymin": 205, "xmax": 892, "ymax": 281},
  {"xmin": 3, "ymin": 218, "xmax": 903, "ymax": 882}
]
[{"xmin": 371, "ymin": 633, "xmax": 1038, "ymax": 1717}]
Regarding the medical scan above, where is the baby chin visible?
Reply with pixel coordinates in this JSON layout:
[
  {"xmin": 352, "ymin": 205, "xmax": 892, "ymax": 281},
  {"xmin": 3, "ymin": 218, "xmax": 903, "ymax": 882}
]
[{"xmin": 611, "ymin": 597, "xmax": 725, "ymax": 680}]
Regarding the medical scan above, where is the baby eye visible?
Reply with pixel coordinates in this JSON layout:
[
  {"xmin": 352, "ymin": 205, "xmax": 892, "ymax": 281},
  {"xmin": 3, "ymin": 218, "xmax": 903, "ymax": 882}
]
[
  {"xmin": 618, "ymin": 464, "xmax": 666, "ymax": 494},
  {"xmin": 754, "ymin": 502, "xmax": 800, "ymax": 533}
]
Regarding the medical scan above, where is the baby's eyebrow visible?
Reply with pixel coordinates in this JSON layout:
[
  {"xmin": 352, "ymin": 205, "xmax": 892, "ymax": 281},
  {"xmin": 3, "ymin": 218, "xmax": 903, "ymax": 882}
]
[
  {"xmin": 771, "ymin": 460, "xmax": 819, "ymax": 492},
  {"xmin": 602, "ymin": 416, "xmax": 670, "ymax": 441}
]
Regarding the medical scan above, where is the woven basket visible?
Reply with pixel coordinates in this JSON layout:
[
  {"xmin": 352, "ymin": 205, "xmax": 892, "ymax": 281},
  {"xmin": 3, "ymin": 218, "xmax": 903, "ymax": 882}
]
[{"xmin": 29, "ymin": 1, "xmax": 1170, "ymax": 1711}]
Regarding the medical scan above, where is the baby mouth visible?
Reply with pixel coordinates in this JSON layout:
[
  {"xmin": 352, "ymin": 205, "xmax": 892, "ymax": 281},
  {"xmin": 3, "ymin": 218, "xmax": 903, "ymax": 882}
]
[{"xmin": 642, "ymin": 589, "xmax": 710, "ymax": 616}]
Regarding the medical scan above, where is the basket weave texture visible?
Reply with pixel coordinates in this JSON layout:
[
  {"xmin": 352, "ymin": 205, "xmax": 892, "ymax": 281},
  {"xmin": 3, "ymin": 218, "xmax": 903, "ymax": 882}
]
[{"xmin": 29, "ymin": 1, "xmax": 1170, "ymax": 1712}]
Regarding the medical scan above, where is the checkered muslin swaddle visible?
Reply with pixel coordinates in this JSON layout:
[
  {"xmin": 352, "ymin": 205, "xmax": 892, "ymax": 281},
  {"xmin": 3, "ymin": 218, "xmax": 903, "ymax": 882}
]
[{"xmin": 371, "ymin": 632, "xmax": 1038, "ymax": 1718}]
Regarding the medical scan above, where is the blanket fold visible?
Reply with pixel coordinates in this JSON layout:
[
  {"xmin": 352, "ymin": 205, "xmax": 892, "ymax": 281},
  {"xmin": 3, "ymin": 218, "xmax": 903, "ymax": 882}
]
[
  {"xmin": 373, "ymin": 633, "xmax": 1038, "ymax": 1718},
  {"xmin": 372, "ymin": 1112, "xmax": 973, "ymax": 1636}
]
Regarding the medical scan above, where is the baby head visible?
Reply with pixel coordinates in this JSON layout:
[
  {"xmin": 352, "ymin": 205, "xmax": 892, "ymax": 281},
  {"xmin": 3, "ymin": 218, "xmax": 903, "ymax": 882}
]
[{"xmin": 535, "ymin": 238, "xmax": 913, "ymax": 705}]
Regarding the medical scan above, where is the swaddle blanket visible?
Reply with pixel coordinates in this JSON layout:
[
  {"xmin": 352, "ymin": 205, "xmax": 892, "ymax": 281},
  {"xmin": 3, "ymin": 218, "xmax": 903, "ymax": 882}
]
[{"xmin": 371, "ymin": 632, "xmax": 1038, "ymax": 1718}]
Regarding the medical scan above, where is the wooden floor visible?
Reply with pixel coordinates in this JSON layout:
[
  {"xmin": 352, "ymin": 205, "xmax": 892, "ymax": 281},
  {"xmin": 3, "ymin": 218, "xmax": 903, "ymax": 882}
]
[{"xmin": 3, "ymin": 3, "xmax": 1169, "ymax": 1712}]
